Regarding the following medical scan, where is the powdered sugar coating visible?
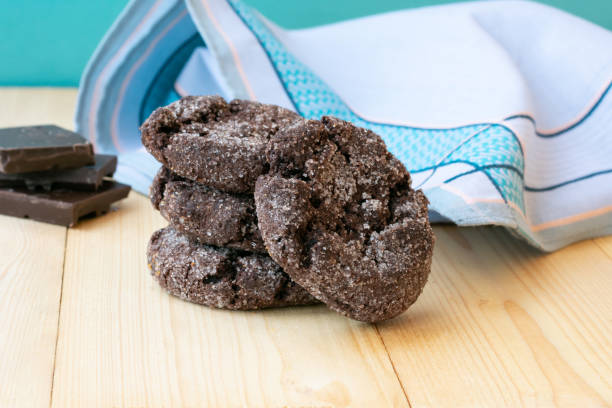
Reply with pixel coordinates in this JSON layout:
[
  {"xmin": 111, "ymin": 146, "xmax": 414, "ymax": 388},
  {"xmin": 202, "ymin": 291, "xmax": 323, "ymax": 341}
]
[
  {"xmin": 147, "ymin": 227, "xmax": 319, "ymax": 310},
  {"xmin": 255, "ymin": 116, "xmax": 434, "ymax": 322},
  {"xmin": 140, "ymin": 95, "xmax": 301, "ymax": 193},
  {"xmin": 151, "ymin": 167, "xmax": 265, "ymax": 253}
]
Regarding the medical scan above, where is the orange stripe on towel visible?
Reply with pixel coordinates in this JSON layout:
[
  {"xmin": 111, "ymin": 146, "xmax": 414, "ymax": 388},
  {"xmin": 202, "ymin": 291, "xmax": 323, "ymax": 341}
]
[{"xmin": 201, "ymin": 0, "xmax": 256, "ymax": 100}]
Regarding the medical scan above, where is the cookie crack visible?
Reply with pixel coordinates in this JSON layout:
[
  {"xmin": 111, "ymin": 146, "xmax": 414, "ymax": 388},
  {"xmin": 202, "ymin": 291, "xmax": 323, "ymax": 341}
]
[{"xmin": 273, "ymin": 274, "xmax": 291, "ymax": 301}]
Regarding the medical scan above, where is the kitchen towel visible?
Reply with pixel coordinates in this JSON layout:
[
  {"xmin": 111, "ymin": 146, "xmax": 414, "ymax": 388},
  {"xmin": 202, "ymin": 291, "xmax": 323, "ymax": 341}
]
[{"xmin": 75, "ymin": 0, "xmax": 612, "ymax": 251}]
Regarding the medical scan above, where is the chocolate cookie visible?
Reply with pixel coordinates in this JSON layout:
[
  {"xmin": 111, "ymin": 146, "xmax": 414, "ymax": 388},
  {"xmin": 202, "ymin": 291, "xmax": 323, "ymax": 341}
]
[
  {"xmin": 150, "ymin": 167, "xmax": 265, "ymax": 253},
  {"xmin": 141, "ymin": 96, "xmax": 301, "ymax": 193},
  {"xmin": 254, "ymin": 116, "xmax": 434, "ymax": 322},
  {"xmin": 147, "ymin": 227, "xmax": 319, "ymax": 310}
]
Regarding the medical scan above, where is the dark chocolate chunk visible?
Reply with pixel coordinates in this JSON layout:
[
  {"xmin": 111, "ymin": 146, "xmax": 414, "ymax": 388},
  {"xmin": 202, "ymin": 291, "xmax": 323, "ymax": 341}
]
[
  {"xmin": 150, "ymin": 167, "xmax": 266, "ymax": 253},
  {"xmin": 0, "ymin": 181, "xmax": 130, "ymax": 226},
  {"xmin": 140, "ymin": 96, "xmax": 302, "ymax": 193},
  {"xmin": 255, "ymin": 116, "xmax": 434, "ymax": 323},
  {"xmin": 0, "ymin": 154, "xmax": 117, "ymax": 191},
  {"xmin": 0, "ymin": 125, "xmax": 95, "ymax": 174},
  {"xmin": 147, "ymin": 226, "xmax": 319, "ymax": 310}
]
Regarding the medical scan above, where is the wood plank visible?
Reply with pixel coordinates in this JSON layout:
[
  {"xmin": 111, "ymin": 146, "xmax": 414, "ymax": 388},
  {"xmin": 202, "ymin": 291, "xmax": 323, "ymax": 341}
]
[
  {"xmin": 0, "ymin": 217, "xmax": 66, "ymax": 407},
  {"xmin": 0, "ymin": 88, "xmax": 74, "ymax": 407},
  {"xmin": 4, "ymin": 87, "xmax": 612, "ymax": 407},
  {"xmin": 594, "ymin": 235, "xmax": 612, "ymax": 260},
  {"xmin": 377, "ymin": 226, "xmax": 612, "ymax": 407},
  {"xmin": 0, "ymin": 87, "xmax": 77, "ymax": 128},
  {"xmin": 51, "ymin": 192, "xmax": 409, "ymax": 407}
]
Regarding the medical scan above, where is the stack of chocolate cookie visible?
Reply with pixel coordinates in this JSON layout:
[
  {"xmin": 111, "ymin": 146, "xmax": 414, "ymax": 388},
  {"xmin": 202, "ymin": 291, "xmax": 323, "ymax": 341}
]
[
  {"xmin": 143, "ymin": 97, "xmax": 319, "ymax": 310},
  {"xmin": 0, "ymin": 125, "xmax": 130, "ymax": 226},
  {"xmin": 142, "ymin": 96, "xmax": 434, "ymax": 322}
]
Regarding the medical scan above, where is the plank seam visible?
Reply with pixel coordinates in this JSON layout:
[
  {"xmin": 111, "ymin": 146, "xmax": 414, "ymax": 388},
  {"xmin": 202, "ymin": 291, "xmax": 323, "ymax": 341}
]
[
  {"xmin": 592, "ymin": 238, "xmax": 612, "ymax": 261},
  {"xmin": 48, "ymin": 227, "xmax": 68, "ymax": 408},
  {"xmin": 374, "ymin": 324, "xmax": 413, "ymax": 408}
]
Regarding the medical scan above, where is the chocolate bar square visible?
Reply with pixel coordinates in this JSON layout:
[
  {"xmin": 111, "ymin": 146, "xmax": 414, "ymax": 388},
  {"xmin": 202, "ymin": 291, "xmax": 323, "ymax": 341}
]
[
  {"xmin": 0, "ymin": 181, "xmax": 130, "ymax": 226},
  {"xmin": 0, "ymin": 125, "xmax": 94, "ymax": 174},
  {"xmin": 0, "ymin": 154, "xmax": 117, "ymax": 191}
]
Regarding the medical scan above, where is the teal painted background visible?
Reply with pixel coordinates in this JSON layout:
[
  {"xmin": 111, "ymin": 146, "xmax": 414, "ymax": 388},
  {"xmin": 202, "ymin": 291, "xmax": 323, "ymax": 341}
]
[{"xmin": 1, "ymin": 0, "xmax": 610, "ymax": 86}]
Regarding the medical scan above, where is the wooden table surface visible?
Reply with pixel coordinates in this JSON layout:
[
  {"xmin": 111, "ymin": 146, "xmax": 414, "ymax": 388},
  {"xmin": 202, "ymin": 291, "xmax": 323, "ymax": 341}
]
[{"xmin": 1, "ymin": 88, "xmax": 611, "ymax": 408}]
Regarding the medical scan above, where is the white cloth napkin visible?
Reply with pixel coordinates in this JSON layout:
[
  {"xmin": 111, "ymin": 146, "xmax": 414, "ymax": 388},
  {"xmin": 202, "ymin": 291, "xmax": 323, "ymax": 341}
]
[{"xmin": 75, "ymin": 0, "xmax": 612, "ymax": 251}]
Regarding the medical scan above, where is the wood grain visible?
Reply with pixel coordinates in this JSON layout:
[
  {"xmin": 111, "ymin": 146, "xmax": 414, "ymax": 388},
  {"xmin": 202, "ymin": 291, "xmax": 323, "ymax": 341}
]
[
  {"xmin": 0, "ymin": 87, "xmax": 77, "ymax": 129},
  {"xmin": 0, "ymin": 88, "xmax": 74, "ymax": 407},
  {"xmin": 377, "ymin": 226, "xmax": 612, "ymax": 407},
  {"xmin": 51, "ymin": 193, "xmax": 408, "ymax": 408},
  {"xmin": 0, "ymin": 217, "xmax": 66, "ymax": 407},
  {"xmin": 1, "ymin": 87, "xmax": 611, "ymax": 407}
]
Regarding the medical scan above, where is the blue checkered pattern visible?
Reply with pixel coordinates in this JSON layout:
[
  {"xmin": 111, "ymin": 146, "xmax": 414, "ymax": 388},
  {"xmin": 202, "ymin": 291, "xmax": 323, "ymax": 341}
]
[{"xmin": 228, "ymin": 0, "xmax": 526, "ymax": 212}]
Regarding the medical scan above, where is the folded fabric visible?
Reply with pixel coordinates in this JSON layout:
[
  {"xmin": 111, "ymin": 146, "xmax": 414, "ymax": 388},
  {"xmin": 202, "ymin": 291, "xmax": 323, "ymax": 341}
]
[{"xmin": 75, "ymin": 0, "xmax": 612, "ymax": 251}]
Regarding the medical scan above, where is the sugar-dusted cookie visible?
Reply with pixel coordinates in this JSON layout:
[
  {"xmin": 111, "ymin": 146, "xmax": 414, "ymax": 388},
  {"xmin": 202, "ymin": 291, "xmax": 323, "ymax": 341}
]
[
  {"xmin": 141, "ymin": 96, "xmax": 301, "ymax": 193},
  {"xmin": 147, "ymin": 227, "xmax": 319, "ymax": 310},
  {"xmin": 255, "ymin": 116, "xmax": 434, "ymax": 322},
  {"xmin": 150, "ymin": 167, "xmax": 265, "ymax": 253}
]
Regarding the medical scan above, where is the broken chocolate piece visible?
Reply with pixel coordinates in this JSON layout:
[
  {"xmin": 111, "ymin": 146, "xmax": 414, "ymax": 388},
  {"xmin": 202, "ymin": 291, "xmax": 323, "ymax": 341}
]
[
  {"xmin": 0, "ymin": 181, "xmax": 130, "ymax": 226},
  {"xmin": 0, "ymin": 125, "xmax": 94, "ymax": 174},
  {"xmin": 0, "ymin": 154, "xmax": 117, "ymax": 191}
]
